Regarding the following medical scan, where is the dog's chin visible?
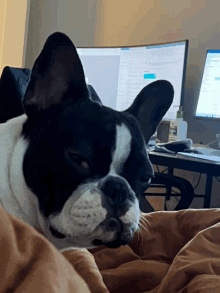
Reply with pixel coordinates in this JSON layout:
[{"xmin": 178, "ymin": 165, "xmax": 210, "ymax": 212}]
[
  {"xmin": 43, "ymin": 216, "xmax": 136, "ymax": 250},
  {"xmin": 42, "ymin": 225, "xmax": 98, "ymax": 250},
  {"xmin": 38, "ymin": 215, "xmax": 103, "ymax": 250},
  {"xmin": 38, "ymin": 215, "xmax": 138, "ymax": 250},
  {"xmin": 46, "ymin": 224, "xmax": 104, "ymax": 249}
]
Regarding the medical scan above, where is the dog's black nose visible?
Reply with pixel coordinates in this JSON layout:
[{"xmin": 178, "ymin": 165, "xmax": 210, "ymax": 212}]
[
  {"xmin": 99, "ymin": 175, "xmax": 134, "ymax": 204},
  {"xmin": 105, "ymin": 217, "xmax": 122, "ymax": 231}
]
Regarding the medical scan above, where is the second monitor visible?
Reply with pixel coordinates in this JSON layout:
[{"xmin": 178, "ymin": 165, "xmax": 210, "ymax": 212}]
[{"xmin": 196, "ymin": 50, "xmax": 220, "ymax": 120}]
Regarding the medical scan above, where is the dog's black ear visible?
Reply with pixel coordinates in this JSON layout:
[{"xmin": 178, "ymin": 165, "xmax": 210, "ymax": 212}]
[
  {"xmin": 23, "ymin": 32, "xmax": 89, "ymax": 116},
  {"xmin": 123, "ymin": 80, "xmax": 174, "ymax": 144}
]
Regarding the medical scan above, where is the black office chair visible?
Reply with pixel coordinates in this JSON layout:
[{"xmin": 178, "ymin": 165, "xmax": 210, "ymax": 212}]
[
  {"xmin": 144, "ymin": 172, "xmax": 194, "ymax": 211},
  {"xmin": 0, "ymin": 67, "xmax": 194, "ymax": 212},
  {"xmin": 0, "ymin": 66, "xmax": 31, "ymax": 123}
]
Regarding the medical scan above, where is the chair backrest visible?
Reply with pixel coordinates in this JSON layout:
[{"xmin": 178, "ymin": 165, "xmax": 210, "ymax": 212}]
[
  {"xmin": 0, "ymin": 67, "xmax": 100, "ymax": 123},
  {"xmin": 0, "ymin": 67, "xmax": 31, "ymax": 123}
]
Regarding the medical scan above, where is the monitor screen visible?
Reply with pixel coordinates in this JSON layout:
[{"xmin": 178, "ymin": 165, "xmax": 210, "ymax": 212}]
[
  {"xmin": 196, "ymin": 50, "xmax": 220, "ymax": 119},
  {"xmin": 77, "ymin": 40, "xmax": 188, "ymax": 120}
]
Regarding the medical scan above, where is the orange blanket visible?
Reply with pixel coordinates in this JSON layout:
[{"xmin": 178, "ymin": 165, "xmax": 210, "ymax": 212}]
[{"xmin": 1, "ymin": 207, "xmax": 220, "ymax": 292}]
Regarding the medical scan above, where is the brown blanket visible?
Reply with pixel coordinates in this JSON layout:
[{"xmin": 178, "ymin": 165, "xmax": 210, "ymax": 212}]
[{"xmin": 1, "ymin": 207, "xmax": 220, "ymax": 292}]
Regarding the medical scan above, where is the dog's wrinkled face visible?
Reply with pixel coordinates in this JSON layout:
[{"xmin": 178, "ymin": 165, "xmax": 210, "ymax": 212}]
[{"xmin": 20, "ymin": 32, "xmax": 174, "ymax": 249}]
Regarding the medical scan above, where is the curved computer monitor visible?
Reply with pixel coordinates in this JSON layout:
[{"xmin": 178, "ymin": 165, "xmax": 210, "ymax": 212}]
[
  {"xmin": 77, "ymin": 40, "xmax": 189, "ymax": 121},
  {"xmin": 195, "ymin": 50, "xmax": 220, "ymax": 120}
]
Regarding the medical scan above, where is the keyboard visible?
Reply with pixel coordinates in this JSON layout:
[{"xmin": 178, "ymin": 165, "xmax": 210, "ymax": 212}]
[
  {"xmin": 192, "ymin": 147, "xmax": 220, "ymax": 156},
  {"xmin": 178, "ymin": 147, "xmax": 220, "ymax": 163}
]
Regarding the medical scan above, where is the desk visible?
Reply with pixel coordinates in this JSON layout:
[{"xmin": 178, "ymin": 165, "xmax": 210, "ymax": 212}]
[{"xmin": 148, "ymin": 151, "xmax": 220, "ymax": 208}]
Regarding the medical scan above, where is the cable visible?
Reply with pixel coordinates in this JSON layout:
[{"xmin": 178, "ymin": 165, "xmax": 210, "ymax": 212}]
[
  {"xmin": 171, "ymin": 173, "xmax": 202, "ymax": 191},
  {"xmin": 156, "ymin": 164, "xmax": 202, "ymax": 191},
  {"xmin": 193, "ymin": 173, "xmax": 202, "ymax": 190},
  {"xmin": 205, "ymin": 138, "xmax": 218, "ymax": 147}
]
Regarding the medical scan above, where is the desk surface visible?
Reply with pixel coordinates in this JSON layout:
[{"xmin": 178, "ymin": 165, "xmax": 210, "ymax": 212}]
[{"xmin": 149, "ymin": 151, "xmax": 220, "ymax": 176}]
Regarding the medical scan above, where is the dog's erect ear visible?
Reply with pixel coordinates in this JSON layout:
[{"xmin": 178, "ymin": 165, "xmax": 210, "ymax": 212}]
[
  {"xmin": 123, "ymin": 80, "xmax": 174, "ymax": 144},
  {"xmin": 23, "ymin": 32, "xmax": 89, "ymax": 116}
]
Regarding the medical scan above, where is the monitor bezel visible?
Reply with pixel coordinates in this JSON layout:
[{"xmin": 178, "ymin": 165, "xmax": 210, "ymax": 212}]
[
  {"xmin": 195, "ymin": 49, "xmax": 220, "ymax": 121},
  {"xmin": 77, "ymin": 39, "xmax": 189, "ymax": 118}
]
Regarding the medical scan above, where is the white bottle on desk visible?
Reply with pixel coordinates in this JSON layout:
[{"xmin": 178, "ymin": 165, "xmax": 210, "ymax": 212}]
[
  {"xmin": 176, "ymin": 107, "xmax": 188, "ymax": 140},
  {"xmin": 168, "ymin": 119, "xmax": 178, "ymax": 142}
]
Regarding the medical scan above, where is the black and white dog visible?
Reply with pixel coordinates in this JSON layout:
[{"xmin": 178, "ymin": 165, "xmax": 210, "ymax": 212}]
[{"xmin": 0, "ymin": 33, "xmax": 174, "ymax": 250}]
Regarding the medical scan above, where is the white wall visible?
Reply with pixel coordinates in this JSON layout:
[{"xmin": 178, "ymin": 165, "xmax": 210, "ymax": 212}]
[{"xmin": 25, "ymin": 0, "xmax": 98, "ymax": 69}]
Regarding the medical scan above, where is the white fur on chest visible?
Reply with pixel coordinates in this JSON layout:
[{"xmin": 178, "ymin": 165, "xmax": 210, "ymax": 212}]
[{"xmin": 0, "ymin": 115, "xmax": 41, "ymax": 228}]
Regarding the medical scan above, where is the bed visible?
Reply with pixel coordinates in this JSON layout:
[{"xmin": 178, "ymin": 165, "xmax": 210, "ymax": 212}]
[{"xmin": 1, "ymin": 206, "xmax": 220, "ymax": 292}]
